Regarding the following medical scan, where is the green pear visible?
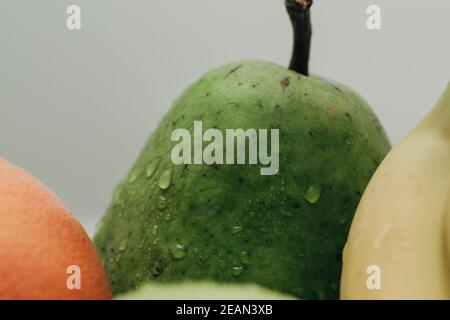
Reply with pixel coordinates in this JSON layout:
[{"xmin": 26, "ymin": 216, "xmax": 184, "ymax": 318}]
[
  {"xmin": 94, "ymin": 1, "xmax": 390, "ymax": 299},
  {"xmin": 117, "ymin": 282, "xmax": 294, "ymax": 300}
]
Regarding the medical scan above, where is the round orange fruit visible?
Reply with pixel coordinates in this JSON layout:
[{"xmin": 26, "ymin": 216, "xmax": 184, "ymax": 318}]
[{"xmin": 0, "ymin": 156, "xmax": 111, "ymax": 300}]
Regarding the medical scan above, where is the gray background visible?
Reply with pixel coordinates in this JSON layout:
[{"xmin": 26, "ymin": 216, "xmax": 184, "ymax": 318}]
[{"xmin": 1, "ymin": 1, "xmax": 449, "ymax": 235}]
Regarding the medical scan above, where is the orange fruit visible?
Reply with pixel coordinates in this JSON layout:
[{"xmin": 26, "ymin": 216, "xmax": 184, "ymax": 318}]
[{"xmin": 0, "ymin": 156, "xmax": 111, "ymax": 300}]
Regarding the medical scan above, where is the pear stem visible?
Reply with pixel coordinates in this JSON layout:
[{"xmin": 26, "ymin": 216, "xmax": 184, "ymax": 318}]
[{"xmin": 286, "ymin": 0, "xmax": 313, "ymax": 76}]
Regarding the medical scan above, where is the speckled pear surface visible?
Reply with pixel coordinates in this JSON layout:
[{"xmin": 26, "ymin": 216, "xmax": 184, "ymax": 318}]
[{"xmin": 94, "ymin": 60, "xmax": 391, "ymax": 299}]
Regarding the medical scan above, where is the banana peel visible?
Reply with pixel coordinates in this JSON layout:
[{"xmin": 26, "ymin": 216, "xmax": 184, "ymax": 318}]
[{"xmin": 341, "ymin": 83, "xmax": 450, "ymax": 300}]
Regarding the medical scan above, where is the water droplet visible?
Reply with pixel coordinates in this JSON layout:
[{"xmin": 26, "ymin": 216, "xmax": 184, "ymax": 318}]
[
  {"xmin": 159, "ymin": 168, "xmax": 173, "ymax": 190},
  {"xmin": 128, "ymin": 168, "xmax": 143, "ymax": 183},
  {"xmin": 146, "ymin": 159, "xmax": 160, "ymax": 178},
  {"xmin": 119, "ymin": 239, "xmax": 128, "ymax": 252},
  {"xmin": 152, "ymin": 225, "xmax": 158, "ymax": 236},
  {"xmin": 171, "ymin": 243, "xmax": 186, "ymax": 259},
  {"xmin": 304, "ymin": 185, "xmax": 322, "ymax": 204},
  {"xmin": 218, "ymin": 259, "xmax": 226, "ymax": 269},
  {"xmin": 164, "ymin": 214, "xmax": 171, "ymax": 221},
  {"xmin": 158, "ymin": 196, "xmax": 167, "ymax": 210},
  {"xmin": 231, "ymin": 226, "xmax": 243, "ymax": 234},
  {"xmin": 240, "ymin": 251, "xmax": 251, "ymax": 265},
  {"xmin": 153, "ymin": 238, "xmax": 159, "ymax": 245},
  {"xmin": 232, "ymin": 266, "xmax": 244, "ymax": 277}
]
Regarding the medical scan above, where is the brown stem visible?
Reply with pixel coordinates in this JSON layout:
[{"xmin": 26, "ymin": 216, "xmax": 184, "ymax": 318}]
[{"xmin": 286, "ymin": 0, "xmax": 313, "ymax": 76}]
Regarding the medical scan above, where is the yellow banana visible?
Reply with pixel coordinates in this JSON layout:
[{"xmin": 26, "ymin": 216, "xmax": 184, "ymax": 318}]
[{"xmin": 341, "ymin": 83, "xmax": 450, "ymax": 300}]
